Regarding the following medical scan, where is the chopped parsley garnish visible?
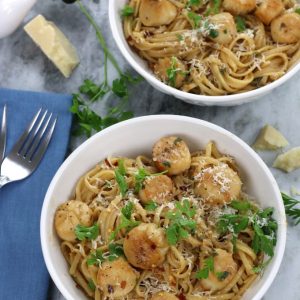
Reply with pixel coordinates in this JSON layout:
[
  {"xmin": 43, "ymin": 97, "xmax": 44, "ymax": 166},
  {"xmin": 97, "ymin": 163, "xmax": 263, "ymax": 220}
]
[
  {"xmin": 166, "ymin": 57, "xmax": 179, "ymax": 87},
  {"xmin": 230, "ymin": 200, "xmax": 251, "ymax": 213},
  {"xmin": 282, "ymin": 192, "xmax": 300, "ymax": 225},
  {"xmin": 145, "ymin": 201, "xmax": 158, "ymax": 211},
  {"xmin": 165, "ymin": 200, "xmax": 196, "ymax": 245},
  {"xmin": 195, "ymin": 256, "xmax": 214, "ymax": 279},
  {"xmin": 217, "ymin": 203, "xmax": 277, "ymax": 257},
  {"xmin": 121, "ymin": 5, "xmax": 134, "ymax": 17},
  {"xmin": 176, "ymin": 34, "xmax": 184, "ymax": 41},
  {"xmin": 162, "ymin": 161, "xmax": 171, "ymax": 167},
  {"xmin": 204, "ymin": 0, "xmax": 221, "ymax": 15},
  {"xmin": 88, "ymin": 279, "xmax": 96, "ymax": 291},
  {"xmin": 295, "ymin": 8, "xmax": 300, "ymax": 15},
  {"xmin": 235, "ymin": 16, "xmax": 246, "ymax": 32},
  {"xmin": 252, "ymin": 258, "xmax": 272, "ymax": 274},
  {"xmin": 114, "ymin": 159, "xmax": 128, "ymax": 197},
  {"xmin": 108, "ymin": 243, "xmax": 124, "ymax": 261},
  {"xmin": 134, "ymin": 168, "xmax": 167, "ymax": 193},
  {"xmin": 87, "ymin": 249, "xmax": 105, "ymax": 266},
  {"xmin": 110, "ymin": 202, "xmax": 141, "ymax": 240},
  {"xmin": 75, "ymin": 224, "xmax": 99, "ymax": 241},
  {"xmin": 187, "ymin": 0, "xmax": 202, "ymax": 7},
  {"xmin": 208, "ymin": 28, "xmax": 219, "ymax": 38},
  {"xmin": 174, "ymin": 137, "xmax": 183, "ymax": 145},
  {"xmin": 216, "ymin": 271, "xmax": 229, "ymax": 281},
  {"xmin": 187, "ymin": 12, "xmax": 202, "ymax": 28}
]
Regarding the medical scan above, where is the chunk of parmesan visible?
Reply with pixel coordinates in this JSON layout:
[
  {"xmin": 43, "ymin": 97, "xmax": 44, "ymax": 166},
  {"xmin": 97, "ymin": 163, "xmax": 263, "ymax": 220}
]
[
  {"xmin": 24, "ymin": 15, "xmax": 79, "ymax": 78},
  {"xmin": 273, "ymin": 147, "xmax": 300, "ymax": 172},
  {"xmin": 253, "ymin": 125, "xmax": 289, "ymax": 150}
]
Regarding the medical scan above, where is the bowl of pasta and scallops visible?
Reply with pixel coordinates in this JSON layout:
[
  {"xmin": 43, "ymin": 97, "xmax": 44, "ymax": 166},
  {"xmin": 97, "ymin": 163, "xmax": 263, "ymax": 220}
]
[
  {"xmin": 109, "ymin": 0, "xmax": 300, "ymax": 106},
  {"xmin": 41, "ymin": 115, "xmax": 286, "ymax": 300}
]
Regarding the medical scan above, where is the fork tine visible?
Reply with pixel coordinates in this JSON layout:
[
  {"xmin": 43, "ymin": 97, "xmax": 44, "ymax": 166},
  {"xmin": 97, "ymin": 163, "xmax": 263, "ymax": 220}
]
[
  {"xmin": 26, "ymin": 113, "xmax": 52, "ymax": 159},
  {"xmin": 30, "ymin": 117, "xmax": 57, "ymax": 168},
  {"xmin": 0, "ymin": 105, "xmax": 7, "ymax": 162},
  {"xmin": 11, "ymin": 108, "xmax": 42, "ymax": 154},
  {"xmin": 19, "ymin": 110, "xmax": 48, "ymax": 157}
]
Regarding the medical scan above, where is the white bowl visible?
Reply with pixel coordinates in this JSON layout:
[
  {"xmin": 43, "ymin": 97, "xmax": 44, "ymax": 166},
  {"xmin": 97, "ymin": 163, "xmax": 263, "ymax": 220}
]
[
  {"xmin": 109, "ymin": 0, "xmax": 300, "ymax": 106},
  {"xmin": 41, "ymin": 115, "xmax": 286, "ymax": 300}
]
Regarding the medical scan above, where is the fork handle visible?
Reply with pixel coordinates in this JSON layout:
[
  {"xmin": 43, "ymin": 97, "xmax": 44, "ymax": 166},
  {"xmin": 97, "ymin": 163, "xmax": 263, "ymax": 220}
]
[{"xmin": 0, "ymin": 176, "xmax": 10, "ymax": 189}]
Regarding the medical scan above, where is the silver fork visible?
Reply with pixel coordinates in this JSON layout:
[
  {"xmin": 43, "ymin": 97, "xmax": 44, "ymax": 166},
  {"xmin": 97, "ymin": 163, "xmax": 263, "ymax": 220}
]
[
  {"xmin": 0, "ymin": 108, "xmax": 57, "ymax": 189},
  {"xmin": 0, "ymin": 104, "xmax": 6, "ymax": 164}
]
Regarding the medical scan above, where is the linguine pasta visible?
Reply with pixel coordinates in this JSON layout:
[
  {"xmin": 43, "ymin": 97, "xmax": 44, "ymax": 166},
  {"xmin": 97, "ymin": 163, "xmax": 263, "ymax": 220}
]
[
  {"xmin": 122, "ymin": 0, "xmax": 300, "ymax": 95},
  {"xmin": 54, "ymin": 137, "xmax": 277, "ymax": 300}
]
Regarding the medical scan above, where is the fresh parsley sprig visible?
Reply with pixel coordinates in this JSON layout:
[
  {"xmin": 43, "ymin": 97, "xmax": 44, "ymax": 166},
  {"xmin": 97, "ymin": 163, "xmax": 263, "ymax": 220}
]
[
  {"xmin": 187, "ymin": 12, "xmax": 202, "ymax": 28},
  {"xmin": 121, "ymin": 5, "xmax": 134, "ymax": 17},
  {"xmin": 114, "ymin": 159, "xmax": 128, "ymax": 197},
  {"xmin": 75, "ymin": 223, "xmax": 99, "ymax": 241},
  {"xmin": 235, "ymin": 16, "xmax": 246, "ymax": 32},
  {"xmin": 165, "ymin": 199, "xmax": 196, "ymax": 245},
  {"xmin": 145, "ymin": 201, "xmax": 158, "ymax": 211},
  {"xmin": 110, "ymin": 202, "xmax": 141, "ymax": 240},
  {"xmin": 195, "ymin": 256, "xmax": 214, "ymax": 279},
  {"xmin": 282, "ymin": 192, "xmax": 300, "ymax": 225},
  {"xmin": 70, "ymin": 1, "xmax": 143, "ymax": 137}
]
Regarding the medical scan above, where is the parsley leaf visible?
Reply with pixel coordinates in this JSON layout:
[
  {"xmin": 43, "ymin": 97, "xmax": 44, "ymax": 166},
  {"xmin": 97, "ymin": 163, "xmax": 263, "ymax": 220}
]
[
  {"xmin": 110, "ymin": 202, "xmax": 141, "ymax": 240},
  {"xmin": 88, "ymin": 279, "xmax": 96, "ymax": 291},
  {"xmin": 187, "ymin": 0, "xmax": 202, "ymax": 7},
  {"xmin": 134, "ymin": 168, "xmax": 167, "ymax": 193},
  {"xmin": 295, "ymin": 8, "xmax": 300, "ymax": 15},
  {"xmin": 108, "ymin": 243, "xmax": 124, "ymax": 261},
  {"xmin": 187, "ymin": 12, "xmax": 202, "ymax": 28},
  {"xmin": 75, "ymin": 224, "xmax": 99, "ymax": 241},
  {"xmin": 115, "ymin": 159, "xmax": 128, "ymax": 197},
  {"xmin": 145, "ymin": 201, "xmax": 158, "ymax": 211},
  {"xmin": 195, "ymin": 256, "xmax": 214, "ymax": 279},
  {"xmin": 282, "ymin": 192, "xmax": 300, "ymax": 225},
  {"xmin": 87, "ymin": 249, "xmax": 105, "ymax": 266},
  {"xmin": 230, "ymin": 200, "xmax": 251, "ymax": 213},
  {"xmin": 216, "ymin": 271, "xmax": 229, "ymax": 281},
  {"xmin": 235, "ymin": 16, "xmax": 246, "ymax": 32},
  {"xmin": 121, "ymin": 5, "xmax": 134, "ymax": 17},
  {"xmin": 165, "ymin": 200, "xmax": 196, "ymax": 245},
  {"xmin": 166, "ymin": 57, "xmax": 179, "ymax": 87},
  {"xmin": 252, "ymin": 258, "xmax": 272, "ymax": 274}
]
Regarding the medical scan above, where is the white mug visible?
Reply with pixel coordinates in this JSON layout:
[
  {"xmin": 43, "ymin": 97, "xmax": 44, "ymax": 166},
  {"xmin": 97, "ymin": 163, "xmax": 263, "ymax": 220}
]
[{"xmin": 0, "ymin": 0, "xmax": 37, "ymax": 39}]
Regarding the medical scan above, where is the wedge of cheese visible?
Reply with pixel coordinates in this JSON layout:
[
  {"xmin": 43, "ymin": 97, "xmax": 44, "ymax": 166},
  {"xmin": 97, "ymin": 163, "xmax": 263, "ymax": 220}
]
[
  {"xmin": 253, "ymin": 124, "xmax": 289, "ymax": 150},
  {"xmin": 273, "ymin": 147, "xmax": 300, "ymax": 172},
  {"xmin": 24, "ymin": 15, "xmax": 79, "ymax": 78}
]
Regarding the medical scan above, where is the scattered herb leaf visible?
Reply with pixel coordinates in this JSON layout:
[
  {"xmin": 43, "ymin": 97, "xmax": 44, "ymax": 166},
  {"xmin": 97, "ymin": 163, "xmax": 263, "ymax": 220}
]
[
  {"xmin": 108, "ymin": 243, "xmax": 124, "ymax": 261},
  {"xmin": 195, "ymin": 256, "xmax": 214, "ymax": 279},
  {"xmin": 187, "ymin": 12, "xmax": 202, "ymax": 28},
  {"xmin": 121, "ymin": 5, "xmax": 134, "ymax": 17},
  {"xmin": 235, "ymin": 16, "xmax": 246, "ymax": 32},
  {"xmin": 145, "ymin": 201, "xmax": 158, "ymax": 211},
  {"xmin": 75, "ymin": 224, "xmax": 99, "ymax": 241},
  {"xmin": 88, "ymin": 279, "xmax": 96, "ymax": 291},
  {"xmin": 87, "ymin": 249, "xmax": 105, "ymax": 266}
]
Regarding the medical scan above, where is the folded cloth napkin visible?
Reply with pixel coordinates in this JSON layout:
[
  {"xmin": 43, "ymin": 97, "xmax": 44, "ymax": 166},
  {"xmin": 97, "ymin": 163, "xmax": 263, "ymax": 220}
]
[{"xmin": 0, "ymin": 88, "xmax": 72, "ymax": 300}]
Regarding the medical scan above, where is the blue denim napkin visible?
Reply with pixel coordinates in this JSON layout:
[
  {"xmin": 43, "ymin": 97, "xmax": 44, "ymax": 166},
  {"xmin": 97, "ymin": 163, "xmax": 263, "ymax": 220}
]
[{"xmin": 0, "ymin": 88, "xmax": 72, "ymax": 300}]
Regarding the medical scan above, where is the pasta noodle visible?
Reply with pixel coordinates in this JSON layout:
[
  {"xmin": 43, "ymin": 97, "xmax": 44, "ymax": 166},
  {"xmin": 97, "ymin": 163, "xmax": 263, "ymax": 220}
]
[
  {"xmin": 54, "ymin": 136, "xmax": 277, "ymax": 299},
  {"xmin": 122, "ymin": 0, "xmax": 300, "ymax": 96}
]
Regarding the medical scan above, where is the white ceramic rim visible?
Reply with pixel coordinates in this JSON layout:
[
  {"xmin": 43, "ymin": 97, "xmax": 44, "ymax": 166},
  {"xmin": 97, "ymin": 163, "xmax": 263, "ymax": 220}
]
[
  {"xmin": 41, "ymin": 115, "xmax": 286, "ymax": 300},
  {"xmin": 108, "ymin": 1, "xmax": 300, "ymax": 106}
]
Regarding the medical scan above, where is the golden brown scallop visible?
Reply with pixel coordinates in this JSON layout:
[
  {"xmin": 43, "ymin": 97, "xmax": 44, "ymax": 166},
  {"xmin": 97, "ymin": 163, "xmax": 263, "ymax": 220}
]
[
  {"xmin": 54, "ymin": 200, "xmax": 93, "ymax": 242},
  {"xmin": 97, "ymin": 258, "xmax": 138, "ymax": 298},
  {"xmin": 151, "ymin": 292, "xmax": 179, "ymax": 300},
  {"xmin": 153, "ymin": 136, "xmax": 191, "ymax": 175},
  {"xmin": 223, "ymin": 0, "xmax": 256, "ymax": 15},
  {"xmin": 139, "ymin": 174, "xmax": 173, "ymax": 205},
  {"xmin": 139, "ymin": 0, "xmax": 177, "ymax": 27},
  {"xmin": 153, "ymin": 57, "xmax": 187, "ymax": 88},
  {"xmin": 193, "ymin": 163, "xmax": 242, "ymax": 206},
  {"xmin": 200, "ymin": 249, "xmax": 238, "ymax": 292},
  {"xmin": 123, "ymin": 223, "xmax": 169, "ymax": 269},
  {"xmin": 271, "ymin": 13, "xmax": 300, "ymax": 44},
  {"xmin": 255, "ymin": 0, "xmax": 284, "ymax": 25},
  {"xmin": 208, "ymin": 13, "xmax": 237, "ymax": 44}
]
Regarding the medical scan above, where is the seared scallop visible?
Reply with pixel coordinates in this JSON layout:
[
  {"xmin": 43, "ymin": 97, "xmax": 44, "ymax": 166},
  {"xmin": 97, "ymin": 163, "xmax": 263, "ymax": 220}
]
[
  {"xmin": 123, "ymin": 223, "xmax": 169, "ymax": 269},
  {"xmin": 97, "ymin": 258, "xmax": 138, "ymax": 298},
  {"xmin": 139, "ymin": 0, "xmax": 177, "ymax": 27},
  {"xmin": 139, "ymin": 174, "xmax": 173, "ymax": 205},
  {"xmin": 153, "ymin": 136, "xmax": 191, "ymax": 175},
  {"xmin": 223, "ymin": 0, "xmax": 256, "ymax": 15},
  {"xmin": 271, "ymin": 13, "xmax": 300, "ymax": 44},
  {"xmin": 193, "ymin": 163, "xmax": 242, "ymax": 206},
  {"xmin": 151, "ymin": 292, "xmax": 179, "ymax": 300},
  {"xmin": 55, "ymin": 200, "xmax": 93, "ymax": 241},
  {"xmin": 154, "ymin": 57, "xmax": 187, "ymax": 88},
  {"xmin": 208, "ymin": 13, "xmax": 237, "ymax": 45},
  {"xmin": 255, "ymin": 0, "xmax": 284, "ymax": 25},
  {"xmin": 200, "ymin": 249, "xmax": 238, "ymax": 292}
]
